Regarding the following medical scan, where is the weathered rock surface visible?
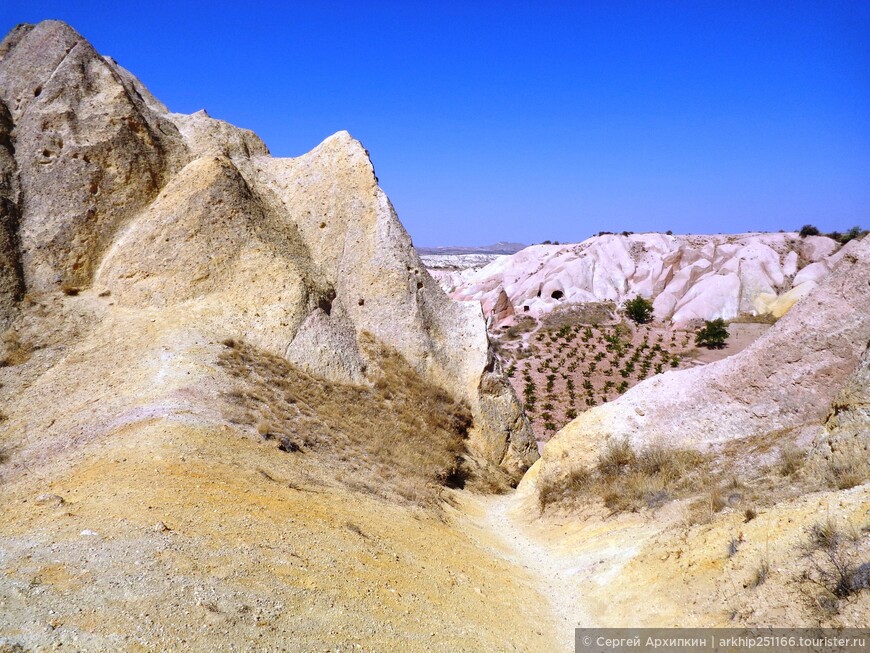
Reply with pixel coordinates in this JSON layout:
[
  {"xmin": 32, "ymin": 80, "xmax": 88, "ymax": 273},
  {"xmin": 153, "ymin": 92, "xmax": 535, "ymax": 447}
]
[
  {"xmin": 0, "ymin": 98, "xmax": 22, "ymax": 326},
  {"xmin": 442, "ymin": 233, "xmax": 844, "ymax": 326},
  {"xmin": 811, "ymin": 344, "xmax": 870, "ymax": 475},
  {"xmin": 0, "ymin": 21, "xmax": 189, "ymax": 291},
  {"xmin": 0, "ymin": 20, "xmax": 535, "ymax": 475},
  {"xmin": 526, "ymin": 235, "xmax": 870, "ymax": 483}
]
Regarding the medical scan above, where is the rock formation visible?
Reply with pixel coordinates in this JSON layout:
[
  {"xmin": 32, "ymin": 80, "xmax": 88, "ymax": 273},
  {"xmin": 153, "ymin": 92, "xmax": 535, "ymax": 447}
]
[
  {"xmin": 0, "ymin": 20, "xmax": 535, "ymax": 477},
  {"xmin": 526, "ymin": 235, "xmax": 870, "ymax": 486},
  {"xmin": 439, "ymin": 232, "xmax": 845, "ymax": 326},
  {"xmin": 810, "ymin": 344, "xmax": 870, "ymax": 479}
]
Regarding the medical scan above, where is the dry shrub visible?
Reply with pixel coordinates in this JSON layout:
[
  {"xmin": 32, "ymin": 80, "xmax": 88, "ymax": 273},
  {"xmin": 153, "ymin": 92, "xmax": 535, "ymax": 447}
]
[
  {"xmin": 777, "ymin": 444, "xmax": 806, "ymax": 477},
  {"xmin": 750, "ymin": 559, "xmax": 770, "ymax": 588},
  {"xmin": 501, "ymin": 316, "xmax": 537, "ymax": 340},
  {"xmin": 0, "ymin": 330, "xmax": 32, "ymax": 367},
  {"xmin": 216, "ymin": 337, "xmax": 482, "ymax": 507},
  {"xmin": 799, "ymin": 518, "xmax": 870, "ymax": 615},
  {"xmin": 538, "ymin": 439, "xmax": 709, "ymax": 514},
  {"xmin": 537, "ymin": 466, "xmax": 592, "ymax": 513}
]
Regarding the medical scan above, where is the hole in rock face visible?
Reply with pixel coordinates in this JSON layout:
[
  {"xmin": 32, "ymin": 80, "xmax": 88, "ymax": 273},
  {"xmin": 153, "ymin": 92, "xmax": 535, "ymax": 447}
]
[
  {"xmin": 357, "ymin": 298, "xmax": 365, "ymax": 306},
  {"xmin": 523, "ymin": 306, "xmax": 530, "ymax": 312},
  {"xmin": 318, "ymin": 289, "xmax": 337, "ymax": 315},
  {"xmin": 34, "ymin": 86, "xmax": 42, "ymax": 97},
  {"xmin": 416, "ymin": 281, "xmax": 423, "ymax": 290},
  {"xmin": 551, "ymin": 290, "xmax": 564, "ymax": 300}
]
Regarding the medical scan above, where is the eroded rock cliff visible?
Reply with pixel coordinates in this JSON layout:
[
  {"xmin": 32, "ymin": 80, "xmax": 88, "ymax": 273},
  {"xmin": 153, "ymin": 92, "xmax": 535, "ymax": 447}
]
[
  {"xmin": 525, "ymin": 235, "xmax": 869, "ymax": 490},
  {"xmin": 0, "ymin": 20, "xmax": 535, "ymax": 481},
  {"xmin": 441, "ymin": 232, "xmax": 846, "ymax": 326}
]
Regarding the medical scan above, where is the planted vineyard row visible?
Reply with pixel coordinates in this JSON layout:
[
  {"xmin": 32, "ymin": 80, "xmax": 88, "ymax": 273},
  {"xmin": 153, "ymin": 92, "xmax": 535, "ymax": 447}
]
[{"xmin": 495, "ymin": 320, "xmax": 700, "ymax": 442}]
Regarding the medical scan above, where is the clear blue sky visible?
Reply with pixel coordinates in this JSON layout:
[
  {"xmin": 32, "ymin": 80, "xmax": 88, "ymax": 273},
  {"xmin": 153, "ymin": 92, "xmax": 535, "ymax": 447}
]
[{"xmin": 2, "ymin": 1, "xmax": 867, "ymax": 246}]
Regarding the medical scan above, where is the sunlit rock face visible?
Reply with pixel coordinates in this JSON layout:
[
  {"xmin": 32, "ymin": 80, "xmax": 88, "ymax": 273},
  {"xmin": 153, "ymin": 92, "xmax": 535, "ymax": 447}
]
[
  {"xmin": 524, "ymin": 235, "xmax": 870, "ymax": 490},
  {"xmin": 440, "ymin": 232, "xmax": 845, "ymax": 326},
  {"xmin": 0, "ymin": 20, "xmax": 536, "ymax": 476}
]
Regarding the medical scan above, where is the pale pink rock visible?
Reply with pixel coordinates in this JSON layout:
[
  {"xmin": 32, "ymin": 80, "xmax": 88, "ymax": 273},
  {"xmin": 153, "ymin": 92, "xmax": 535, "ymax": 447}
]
[
  {"xmin": 524, "ymin": 237, "xmax": 870, "ymax": 490},
  {"xmin": 443, "ymin": 233, "xmax": 842, "ymax": 326}
]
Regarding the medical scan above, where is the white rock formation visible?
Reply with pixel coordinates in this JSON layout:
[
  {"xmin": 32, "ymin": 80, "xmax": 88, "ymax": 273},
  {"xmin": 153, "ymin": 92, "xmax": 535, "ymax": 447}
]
[
  {"xmin": 524, "ymin": 236, "xmax": 870, "ymax": 487},
  {"xmin": 442, "ymin": 233, "xmax": 843, "ymax": 325}
]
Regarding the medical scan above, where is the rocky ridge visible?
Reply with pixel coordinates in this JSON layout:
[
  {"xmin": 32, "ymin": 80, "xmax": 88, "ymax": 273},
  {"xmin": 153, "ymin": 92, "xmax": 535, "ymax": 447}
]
[
  {"xmin": 438, "ymin": 232, "xmax": 847, "ymax": 326},
  {"xmin": 525, "ymin": 235, "xmax": 870, "ymax": 492},
  {"xmin": 0, "ymin": 20, "xmax": 535, "ymax": 478}
]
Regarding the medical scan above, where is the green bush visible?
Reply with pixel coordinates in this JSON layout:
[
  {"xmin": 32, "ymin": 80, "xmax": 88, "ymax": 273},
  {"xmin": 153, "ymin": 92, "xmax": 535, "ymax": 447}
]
[
  {"xmin": 623, "ymin": 296, "xmax": 654, "ymax": 324},
  {"xmin": 695, "ymin": 318, "xmax": 729, "ymax": 349},
  {"xmin": 799, "ymin": 224, "xmax": 820, "ymax": 237}
]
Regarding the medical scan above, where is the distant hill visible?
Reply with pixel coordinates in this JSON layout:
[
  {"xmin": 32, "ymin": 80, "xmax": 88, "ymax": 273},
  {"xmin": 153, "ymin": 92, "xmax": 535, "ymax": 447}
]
[{"xmin": 416, "ymin": 241, "xmax": 526, "ymax": 256}]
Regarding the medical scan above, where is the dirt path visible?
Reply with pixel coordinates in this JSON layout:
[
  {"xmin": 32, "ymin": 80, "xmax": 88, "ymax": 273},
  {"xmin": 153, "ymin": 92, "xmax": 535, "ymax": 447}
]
[
  {"xmin": 471, "ymin": 493, "xmax": 592, "ymax": 651},
  {"xmin": 462, "ymin": 490, "xmax": 664, "ymax": 651},
  {"xmin": 476, "ymin": 494, "xmax": 587, "ymax": 651}
]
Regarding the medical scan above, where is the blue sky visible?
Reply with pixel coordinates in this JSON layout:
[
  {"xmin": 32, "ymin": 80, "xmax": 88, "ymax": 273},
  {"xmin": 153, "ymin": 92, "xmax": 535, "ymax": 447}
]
[{"xmin": 2, "ymin": 1, "xmax": 867, "ymax": 246}]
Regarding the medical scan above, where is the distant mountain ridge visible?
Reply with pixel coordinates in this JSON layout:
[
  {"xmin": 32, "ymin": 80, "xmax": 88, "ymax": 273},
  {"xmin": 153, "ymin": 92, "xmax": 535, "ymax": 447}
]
[{"xmin": 416, "ymin": 241, "xmax": 526, "ymax": 255}]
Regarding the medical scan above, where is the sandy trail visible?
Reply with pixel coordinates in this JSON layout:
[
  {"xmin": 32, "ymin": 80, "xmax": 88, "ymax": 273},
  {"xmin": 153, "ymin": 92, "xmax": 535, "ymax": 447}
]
[
  {"xmin": 474, "ymin": 494, "xmax": 587, "ymax": 652},
  {"xmin": 463, "ymin": 490, "xmax": 662, "ymax": 652}
]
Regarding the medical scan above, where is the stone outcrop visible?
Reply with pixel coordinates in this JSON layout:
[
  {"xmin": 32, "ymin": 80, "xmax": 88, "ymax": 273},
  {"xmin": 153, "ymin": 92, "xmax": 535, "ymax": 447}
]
[
  {"xmin": 0, "ymin": 20, "xmax": 536, "ymax": 475},
  {"xmin": 810, "ymin": 344, "xmax": 870, "ymax": 476},
  {"xmin": 526, "ymin": 236, "xmax": 870, "ymax": 485},
  {"xmin": 0, "ymin": 98, "xmax": 22, "ymax": 326},
  {"xmin": 482, "ymin": 288, "xmax": 516, "ymax": 328},
  {"xmin": 0, "ymin": 21, "xmax": 189, "ymax": 292},
  {"xmin": 440, "ymin": 233, "xmax": 844, "ymax": 326}
]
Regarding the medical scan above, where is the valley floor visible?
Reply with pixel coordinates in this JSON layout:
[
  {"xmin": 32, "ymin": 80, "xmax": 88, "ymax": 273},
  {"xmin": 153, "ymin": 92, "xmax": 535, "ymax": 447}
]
[
  {"xmin": 2, "ymin": 436, "xmax": 869, "ymax": 653},
  {"xmin": 461, "ymin": 477, "xmax": 870, "ymax": 649}
]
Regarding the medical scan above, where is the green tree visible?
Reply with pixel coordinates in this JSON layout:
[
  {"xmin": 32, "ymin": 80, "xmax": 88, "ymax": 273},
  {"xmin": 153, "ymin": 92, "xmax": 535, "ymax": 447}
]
[
  {"xmin": 840, "ymin": 225, "xmax": 866, "ymax": 244},
  {"xmin": 799, "ymin": 224, "xmax": 820, "ymax": 237},
  {"xmin": 695, "ymin": 318, "xmax": 729, "ymax": 349},
  {"xmin": 623, "ymin": 296, "xmax": 654, "ymax": 324}
]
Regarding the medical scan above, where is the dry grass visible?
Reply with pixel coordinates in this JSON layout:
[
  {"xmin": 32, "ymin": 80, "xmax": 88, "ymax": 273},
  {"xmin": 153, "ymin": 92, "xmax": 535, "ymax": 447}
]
[
  {"xmin": 540, "ymin": 423, "xmax": 866, "ymax": 520},
  {"xmin": 684, "ymin": 484, "xmax": 729, "ymax": 525},
  {"xmin": 777, "ymin": 444, "xmax": 806, "ymax": 477},
  {"xmin": 0, "ymin": 330, "xmax": 32, "ymax": 367},
  {"xmin": 216, "ymin": 336, "xmax": 502, "ymax": 507},
  {"xmin": 798, "ymin": 518, "xmax": 870, "ymax": 616},
  {"xmin": 729, "ymin": 312, "xmax": 778, "ymax": 325},
  {"xmin": 826, "ymin": 460, "xmax": 869, "ymax": 491},
  {"xmin": 538, "ymin": 439, "xmax": 709, "ymax": 514},
  {"xmin": 538, "ymin": 466, "xmax": 593, "ymax": 513},
  {"xmin": 501, "ymin": 316, "xmax": 537, "ymax": 340},
  {"xmin": 711, "ymin": 427, "xmax": 868, "ymax": 515},
  {"xmin": 750, "ymin": 559, "xmax": 770, "ymax": 588},
  {"xmin": 540, "ymin": 302, "xmax": 618, "ymax": 329},
  {"xmin": 744, "ymin": 508, "xmax": 757, "ymax": 522}
]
